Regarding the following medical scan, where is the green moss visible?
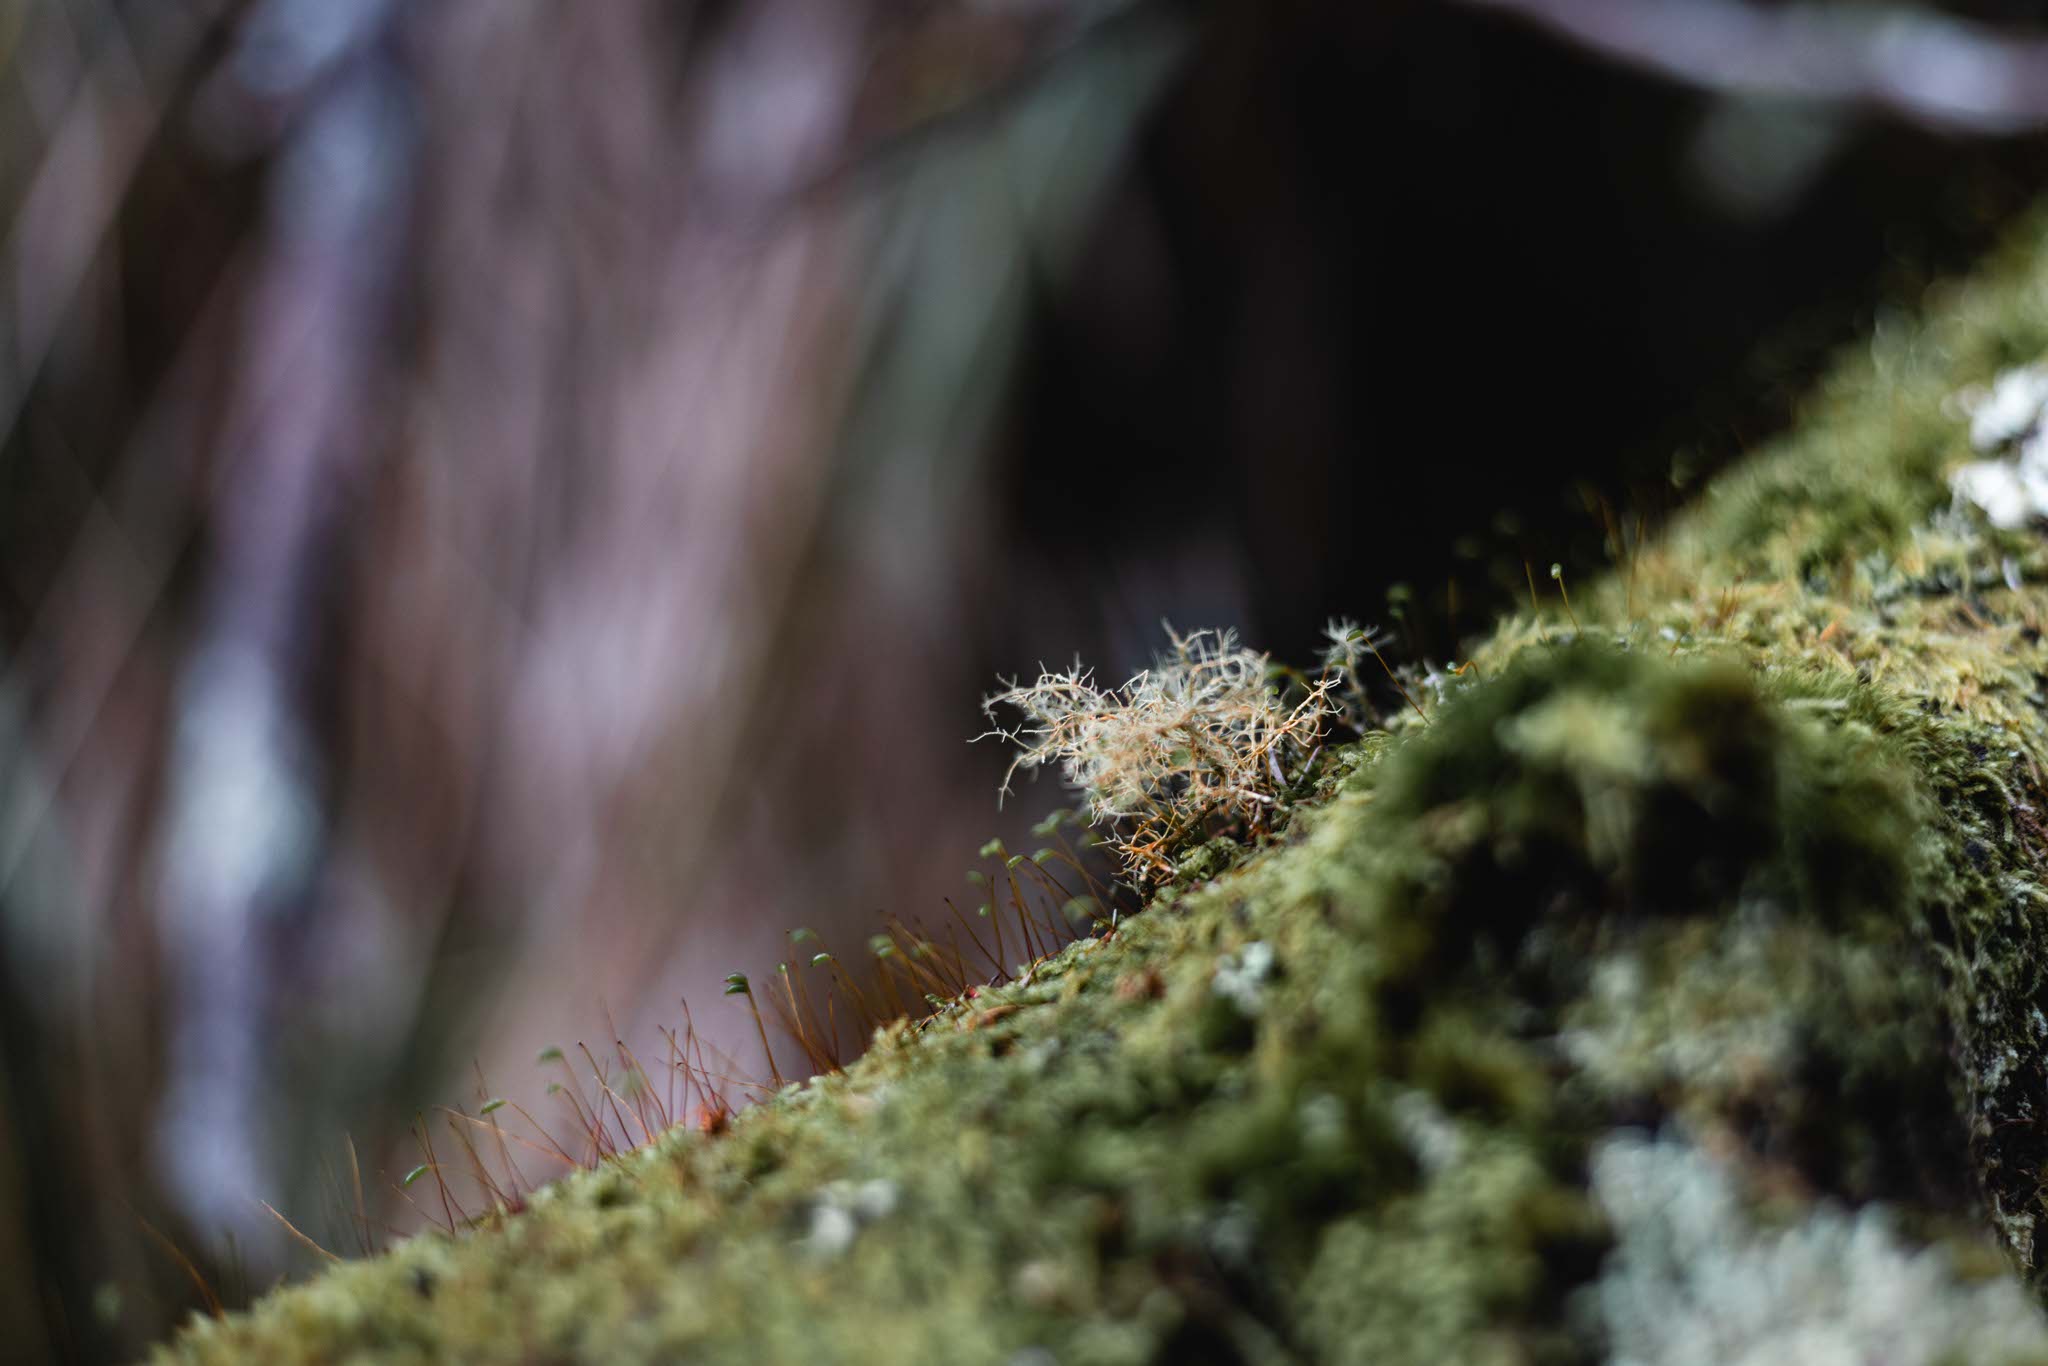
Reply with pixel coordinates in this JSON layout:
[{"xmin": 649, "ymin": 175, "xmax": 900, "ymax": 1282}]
[
  {"xmin": 1653, "ymin": 210, "xmax": 2048, "ymax": 585},
  {"xmin": 158, "ymin": 642, "xmax": 2010, "ymax": 1363},
  {"xmin": 155, "ymin": 215, "xmax": 2048, "ymax": 1362}
]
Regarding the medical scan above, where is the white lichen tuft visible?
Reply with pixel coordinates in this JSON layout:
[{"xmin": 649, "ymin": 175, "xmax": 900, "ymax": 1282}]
[
  {"xmin": 1211, "ymin": 940, "xmax": 1276, "ymax": 1018},
  {"xmin": 1949, "ymin": 362, "xmax": 2048, "ymax": 528},
  {"xmin": 1586, "ymin": 1133, "xmax": 2048, "ymax": 1366},
  {"xmin": 981, "ymin": 626, "xmax": 1336, "ymax": 879},
  {"xmin": 1388, "ymin": 1090, "xmax": 1466, "ymax": 1175},
  {"xmin": 801, "ymin": 1179, "xmax": 900, "ymax": 1261}
]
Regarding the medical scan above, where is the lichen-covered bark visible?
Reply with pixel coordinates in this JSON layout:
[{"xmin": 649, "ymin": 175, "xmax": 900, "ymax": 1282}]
[{"xmin": 156, "ymin": 216, "xmax": 2048, "ymax": 1364}]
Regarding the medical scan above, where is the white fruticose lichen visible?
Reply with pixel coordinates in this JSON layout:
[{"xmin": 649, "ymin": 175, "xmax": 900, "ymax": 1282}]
[
  {"xmin": 1949, "ymin": 362, "xmax": 2048, "ymax": 528},
  {"xmin": 981, "ymin": 625, "xmax": 1336, "ymax": 879},
  {"xmin": 1585, "ymin": 1134, "xmax": 2048, "ymax": 1366}
]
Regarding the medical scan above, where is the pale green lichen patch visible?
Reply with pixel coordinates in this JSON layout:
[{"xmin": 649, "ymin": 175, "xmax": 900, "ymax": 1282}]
[
  {"xmin": 156, "ymin": 215, "xmax": 2048, "ymax": 1363},
  {"xmin": 1585, "ymin": 1133, "xmax": 2048, "ymax": 1366}
]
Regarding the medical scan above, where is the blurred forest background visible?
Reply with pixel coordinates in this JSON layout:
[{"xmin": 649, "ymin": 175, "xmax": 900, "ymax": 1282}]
[{"xmin": 4, "ymin": 0, "xmax": 2048, "ymax": 1359}]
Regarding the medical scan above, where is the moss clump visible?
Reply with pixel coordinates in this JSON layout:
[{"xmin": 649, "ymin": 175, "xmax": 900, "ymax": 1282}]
[{"xmin": 156, "ymin": 215, "xmax": 2048, "ymax": 1362}]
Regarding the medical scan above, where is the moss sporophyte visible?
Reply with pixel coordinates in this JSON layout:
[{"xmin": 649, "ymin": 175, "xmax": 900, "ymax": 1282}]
[{"xmin": 158, "ymin": 214, "xmax": 2048, "ymax": 1363}]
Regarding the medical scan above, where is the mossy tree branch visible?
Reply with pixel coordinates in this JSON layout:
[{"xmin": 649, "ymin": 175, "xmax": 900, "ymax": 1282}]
[{"xmin": 157, "ymin": 216, "xmax": 2048, "ymax": 1364}]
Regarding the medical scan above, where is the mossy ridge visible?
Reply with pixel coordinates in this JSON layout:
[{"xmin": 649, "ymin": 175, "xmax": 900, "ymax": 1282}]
[
  {"xmin": 1651, "ymin": 203, "xmax": 2048, "ymax": 590},
  {"xmin": 147, "ymin": 649, "xmax": 2016, "ymax": 1364},
  {"xmin": 157, "ymin": 642, "xmax": 2025, "ymax": 1364},
  {"xmin": 1481, "ymin": 204, "xmax": 2048, "ymax": 1285},
  {"xmin": 155, "ymin": 218, "xmax": 2048, "ymax": 1362}
]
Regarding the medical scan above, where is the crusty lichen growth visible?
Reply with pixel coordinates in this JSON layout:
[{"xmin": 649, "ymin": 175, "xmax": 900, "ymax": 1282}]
[{"xmin": 159, "ymin": 211, "xmax": 2048, "ymax": 1364}]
